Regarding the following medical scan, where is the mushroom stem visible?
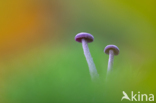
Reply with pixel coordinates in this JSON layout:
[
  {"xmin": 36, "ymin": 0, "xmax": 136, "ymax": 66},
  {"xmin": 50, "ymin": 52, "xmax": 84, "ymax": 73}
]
[
  {"xmin": 104, "ymin": 45, "xmax": 119, "ymax": 81},
  {"xmin": 82, "ymin": 39, "xmax": 99, "ymax": 80},
  {"xmin": 107, "ymin": 50, "xmax": 114, "ymax": 73}
]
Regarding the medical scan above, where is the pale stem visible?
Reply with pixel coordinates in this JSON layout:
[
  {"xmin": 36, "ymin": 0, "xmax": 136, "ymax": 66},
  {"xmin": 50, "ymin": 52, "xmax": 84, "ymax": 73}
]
[
  {"xmin": 81, "ymin": 39, "xmax": 99, "ymax": 81},
  {"xmin": 107, "ymin": 50, "xmax": 114, "ymax": 73}
]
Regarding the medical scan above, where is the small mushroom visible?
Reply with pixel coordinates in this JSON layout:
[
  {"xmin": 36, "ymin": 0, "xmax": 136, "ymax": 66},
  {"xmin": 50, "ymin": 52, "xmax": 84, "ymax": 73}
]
[
  {"xmin": 104, "ymin": 45, "xmax": 119, "ymax": 73},
  {"xmin": 75, "ymin": 32, "xmax": 99, "ymax": 81}
]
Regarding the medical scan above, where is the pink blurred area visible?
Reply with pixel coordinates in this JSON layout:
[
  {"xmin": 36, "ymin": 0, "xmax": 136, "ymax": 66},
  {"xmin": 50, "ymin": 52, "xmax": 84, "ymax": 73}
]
[{"xmin": 0, "ymin": 0, "xmax": 62, "ymax": 59}]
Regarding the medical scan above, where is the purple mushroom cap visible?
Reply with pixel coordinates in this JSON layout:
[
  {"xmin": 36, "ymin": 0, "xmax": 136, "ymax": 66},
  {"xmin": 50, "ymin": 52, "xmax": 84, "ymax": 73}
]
[
  {"xmin": 75, "ymin": 32, "xmax": 94, "ymax": 43},
  {"xmin": 104, "ymin": 45, "xmax": 119, "ymax": 55}
]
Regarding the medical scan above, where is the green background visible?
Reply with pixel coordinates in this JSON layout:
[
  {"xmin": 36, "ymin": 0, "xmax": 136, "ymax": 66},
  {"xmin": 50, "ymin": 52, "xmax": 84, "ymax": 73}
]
[{"xmin": 0, "ymin": 0, "xmax": 156, "ymax": 103}]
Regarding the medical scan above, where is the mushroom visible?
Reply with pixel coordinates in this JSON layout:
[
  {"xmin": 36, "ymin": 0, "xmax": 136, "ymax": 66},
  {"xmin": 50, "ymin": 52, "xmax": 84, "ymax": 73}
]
[
  {"xmin": 75, "ymin": 32, "xmax": 99, "ymax": 81},
  {"xmin": 104, "ymin": 45, "xmax": 119, "ymax": 73}
]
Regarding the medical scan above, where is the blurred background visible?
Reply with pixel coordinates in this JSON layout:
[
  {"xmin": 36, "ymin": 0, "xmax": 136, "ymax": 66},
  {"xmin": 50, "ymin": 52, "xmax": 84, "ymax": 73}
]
[{"xmin": 0, "ymin": 0, "xmax": 156, "ymax": 103}]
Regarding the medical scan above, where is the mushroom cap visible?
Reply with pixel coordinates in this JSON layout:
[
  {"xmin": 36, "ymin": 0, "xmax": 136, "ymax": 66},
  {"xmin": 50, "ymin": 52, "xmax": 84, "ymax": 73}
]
[
  {"xmin": 75, "ymin": 32, "xmax": 94, "ymax": 43},
  {"xmin": 104, "ymin": 45, "xmax": 119, "ymax": 55}
]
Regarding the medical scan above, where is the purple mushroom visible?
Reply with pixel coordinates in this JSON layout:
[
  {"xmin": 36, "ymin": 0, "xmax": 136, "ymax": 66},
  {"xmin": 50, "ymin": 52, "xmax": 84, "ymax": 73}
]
[
  {"xmin": 75, "ymin": 32, "xmax": 99, "ymax": 81},
  {"xmin": 104, "ymin": 45, "xmax": 119, "ymax": 73}
]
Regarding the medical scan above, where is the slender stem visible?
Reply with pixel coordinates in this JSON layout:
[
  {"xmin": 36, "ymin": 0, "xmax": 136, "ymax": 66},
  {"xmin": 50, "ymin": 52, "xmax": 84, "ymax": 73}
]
[
  {"xmin": 105, "ymin": 50, "xmax": 114, "ymax": 82},
  {"xmin": 82, "ymin": 39, "xmax": 99, "ymax": 81},
  {"xmin": 107, "ymin": 50, "xmax": 114, "ymax": 73}
]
